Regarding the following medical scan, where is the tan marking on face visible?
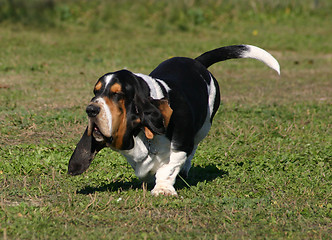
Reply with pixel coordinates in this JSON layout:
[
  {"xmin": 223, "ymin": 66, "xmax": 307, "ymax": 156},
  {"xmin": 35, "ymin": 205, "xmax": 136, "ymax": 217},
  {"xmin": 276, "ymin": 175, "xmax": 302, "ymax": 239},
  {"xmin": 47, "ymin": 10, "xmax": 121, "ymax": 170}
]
[
  {"xmin": 110, "ymin": 83, "xmax": 122, "ymax": 93},
  {"xmin": 157, "ymin": 99, "xmax": 173, "ymax": 128},
  {"xmin": 103, "ymin": 96, "xmax": 127, "ymax": 149},
  {"xmin": 95, "ymin": 81, "xmax": 102, "ymax": 91}
]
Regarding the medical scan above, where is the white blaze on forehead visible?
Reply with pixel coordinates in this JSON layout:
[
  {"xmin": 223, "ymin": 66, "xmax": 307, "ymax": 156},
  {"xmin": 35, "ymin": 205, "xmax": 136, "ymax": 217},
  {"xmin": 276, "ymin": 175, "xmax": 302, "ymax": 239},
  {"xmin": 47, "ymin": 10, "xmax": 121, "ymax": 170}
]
[{"xmin": 103, "ymin": 74, "xmax": 114, "ymax": 88}]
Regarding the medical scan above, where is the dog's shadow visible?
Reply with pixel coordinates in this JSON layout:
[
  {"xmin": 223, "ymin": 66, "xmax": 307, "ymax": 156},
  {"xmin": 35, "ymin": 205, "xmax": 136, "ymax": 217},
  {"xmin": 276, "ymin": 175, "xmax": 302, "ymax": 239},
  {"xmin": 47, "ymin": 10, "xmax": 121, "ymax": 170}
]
[{"xmin": 77, "ymin": 164, "xmax": 227, "ymax": 195}]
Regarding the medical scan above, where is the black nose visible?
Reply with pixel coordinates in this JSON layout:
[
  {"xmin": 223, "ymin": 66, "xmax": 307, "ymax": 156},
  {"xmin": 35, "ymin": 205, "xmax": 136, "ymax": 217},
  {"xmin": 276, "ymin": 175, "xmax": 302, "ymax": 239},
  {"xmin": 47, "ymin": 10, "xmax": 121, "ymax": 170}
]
[{"xmin": 86, "ymin": 104, "xmax": 100, "ymax": 117}]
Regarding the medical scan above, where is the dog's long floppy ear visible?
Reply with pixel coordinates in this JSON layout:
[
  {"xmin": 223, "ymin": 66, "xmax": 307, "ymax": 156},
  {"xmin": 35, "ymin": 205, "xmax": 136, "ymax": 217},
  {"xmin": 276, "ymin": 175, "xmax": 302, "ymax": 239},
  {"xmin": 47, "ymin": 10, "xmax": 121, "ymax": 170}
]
[
  {"xmin": 134, "ymin": 93, "xmax": 165, "ymax": 139},
  {"xmin": 130, "ymin": 73, "xmax": 173, "ymax": 139},
  {"xmin": 68, "ymin": 127, "xmax": 105, "ymax": 176},
  {"xmin": 151, "ymin": 98, "xmax": 173, "ymax": 129}
]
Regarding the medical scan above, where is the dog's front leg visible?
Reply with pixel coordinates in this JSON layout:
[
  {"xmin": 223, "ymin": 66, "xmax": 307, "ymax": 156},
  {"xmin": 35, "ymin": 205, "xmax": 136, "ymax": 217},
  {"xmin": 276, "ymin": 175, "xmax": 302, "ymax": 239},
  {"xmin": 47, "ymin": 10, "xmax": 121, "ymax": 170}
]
[{"xmin": 151, "ymin": 150, "xmax": 187, "ymax": 197}]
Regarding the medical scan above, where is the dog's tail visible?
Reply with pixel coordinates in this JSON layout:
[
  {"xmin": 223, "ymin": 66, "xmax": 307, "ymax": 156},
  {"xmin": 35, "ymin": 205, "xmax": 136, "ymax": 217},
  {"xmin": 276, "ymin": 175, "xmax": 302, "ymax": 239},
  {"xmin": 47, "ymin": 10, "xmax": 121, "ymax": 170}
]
[{"xmin": 195, "ymin": 45, "xmax": 280, "ymax": 75}]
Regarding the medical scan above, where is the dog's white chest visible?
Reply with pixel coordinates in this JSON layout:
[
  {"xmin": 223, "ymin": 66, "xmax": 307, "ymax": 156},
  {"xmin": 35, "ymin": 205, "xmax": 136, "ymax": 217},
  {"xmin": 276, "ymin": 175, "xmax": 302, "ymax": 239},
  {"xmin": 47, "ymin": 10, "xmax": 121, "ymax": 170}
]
[{"xmin": 119, "ymin": 132, "xmax": 171, "ymax": 180}]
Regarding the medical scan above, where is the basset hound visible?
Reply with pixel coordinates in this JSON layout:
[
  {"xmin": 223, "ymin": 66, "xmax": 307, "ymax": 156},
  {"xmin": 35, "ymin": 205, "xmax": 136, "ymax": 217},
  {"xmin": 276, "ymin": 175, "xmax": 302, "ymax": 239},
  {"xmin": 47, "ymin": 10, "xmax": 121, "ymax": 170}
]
[{"xmin": 68, "ymin": 45, "xmax": 280, "ymax": 196}]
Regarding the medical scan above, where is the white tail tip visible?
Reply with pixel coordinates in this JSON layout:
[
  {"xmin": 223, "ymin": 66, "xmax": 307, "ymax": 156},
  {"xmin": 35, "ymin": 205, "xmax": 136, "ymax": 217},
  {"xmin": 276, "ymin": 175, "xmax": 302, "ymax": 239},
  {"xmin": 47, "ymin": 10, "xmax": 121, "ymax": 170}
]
[{"xmin": 241, "ymin": 45, "xmax": 280, "ymax": 75}]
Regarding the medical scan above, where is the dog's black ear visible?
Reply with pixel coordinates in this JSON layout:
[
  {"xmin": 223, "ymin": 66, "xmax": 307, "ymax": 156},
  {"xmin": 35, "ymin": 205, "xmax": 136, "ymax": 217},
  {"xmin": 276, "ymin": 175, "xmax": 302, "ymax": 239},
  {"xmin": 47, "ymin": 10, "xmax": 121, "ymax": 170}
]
[
  {"xmin": 134, "ymin": 93, "xmax": 165, "ymax": 139},
  {"xmin": 68, "ymin": 127, "xmax": 105, "ymax": 176}
]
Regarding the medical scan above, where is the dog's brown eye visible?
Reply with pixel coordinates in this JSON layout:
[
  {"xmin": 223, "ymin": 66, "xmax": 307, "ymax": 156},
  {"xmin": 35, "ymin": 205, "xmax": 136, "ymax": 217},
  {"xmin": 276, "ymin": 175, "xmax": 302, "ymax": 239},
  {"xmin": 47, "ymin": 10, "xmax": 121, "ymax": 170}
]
[{"xmin": 110, "ymin": 92, "xmax": 124, "ymax": 101}]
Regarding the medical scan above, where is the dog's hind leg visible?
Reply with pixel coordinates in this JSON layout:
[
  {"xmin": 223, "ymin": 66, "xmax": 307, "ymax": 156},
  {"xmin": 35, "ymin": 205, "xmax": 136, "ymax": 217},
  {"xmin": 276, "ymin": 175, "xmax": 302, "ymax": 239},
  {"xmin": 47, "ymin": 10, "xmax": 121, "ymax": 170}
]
[{"xmin": 179, "ymin": 145, "xmax": 198, "ymax": 179}]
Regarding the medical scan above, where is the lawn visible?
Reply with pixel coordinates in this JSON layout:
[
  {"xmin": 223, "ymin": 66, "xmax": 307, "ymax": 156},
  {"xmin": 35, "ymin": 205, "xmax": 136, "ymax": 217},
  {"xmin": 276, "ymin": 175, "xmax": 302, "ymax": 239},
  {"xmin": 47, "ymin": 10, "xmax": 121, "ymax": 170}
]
[{"xmin": 0, "ymin": 0, "xmax": 331, "ymax": 239}]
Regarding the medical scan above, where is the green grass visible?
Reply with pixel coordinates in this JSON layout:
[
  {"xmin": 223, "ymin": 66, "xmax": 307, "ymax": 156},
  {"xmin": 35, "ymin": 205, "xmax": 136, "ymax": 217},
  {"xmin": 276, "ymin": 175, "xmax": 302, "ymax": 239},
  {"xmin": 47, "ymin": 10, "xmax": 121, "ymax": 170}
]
[{"xmin": 0, "ymin": 0, "xmax": 331, "ymax": 239}]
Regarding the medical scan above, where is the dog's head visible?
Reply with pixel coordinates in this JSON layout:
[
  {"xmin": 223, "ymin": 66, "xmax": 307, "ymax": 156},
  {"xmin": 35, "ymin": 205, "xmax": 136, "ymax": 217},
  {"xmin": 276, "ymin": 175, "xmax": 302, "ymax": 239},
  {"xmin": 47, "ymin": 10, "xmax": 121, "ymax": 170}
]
[{"xmin": 68, "ymin": 70, "xmax": 172, "ymax": 175}]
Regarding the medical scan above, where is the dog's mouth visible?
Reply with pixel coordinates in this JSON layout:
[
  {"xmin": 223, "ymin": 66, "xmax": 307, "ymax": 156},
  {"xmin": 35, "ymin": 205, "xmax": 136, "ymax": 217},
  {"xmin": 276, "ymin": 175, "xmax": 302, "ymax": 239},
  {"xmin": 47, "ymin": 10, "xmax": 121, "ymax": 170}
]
[
  {"xmin": 92, "ymin": 124, "xmax": 103, "ymax": 139},
  {"xmin": 89, "ymin": 121, "xmax": 113, "ymax": 144}
]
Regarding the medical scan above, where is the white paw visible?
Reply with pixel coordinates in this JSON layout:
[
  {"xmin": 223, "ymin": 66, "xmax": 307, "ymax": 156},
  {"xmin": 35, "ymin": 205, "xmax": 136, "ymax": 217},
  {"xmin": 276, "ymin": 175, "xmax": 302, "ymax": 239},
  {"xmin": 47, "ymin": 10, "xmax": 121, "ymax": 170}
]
[{"xmin": 151, "ymin": 184, "xmax": 178, "ymax": 197}]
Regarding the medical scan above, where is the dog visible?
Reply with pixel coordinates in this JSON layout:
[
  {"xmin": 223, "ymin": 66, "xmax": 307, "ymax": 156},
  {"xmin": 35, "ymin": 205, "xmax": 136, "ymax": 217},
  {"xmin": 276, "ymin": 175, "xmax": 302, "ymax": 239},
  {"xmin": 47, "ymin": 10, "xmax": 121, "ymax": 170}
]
[{"xmin": 68, "ymin": 45, "xmax": 280, "ymax": 196}]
